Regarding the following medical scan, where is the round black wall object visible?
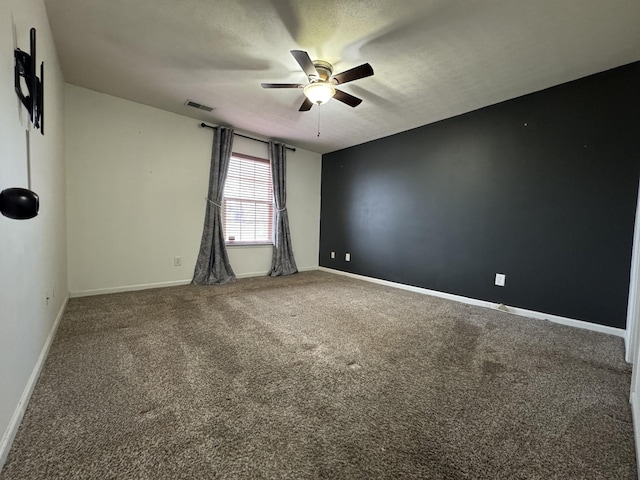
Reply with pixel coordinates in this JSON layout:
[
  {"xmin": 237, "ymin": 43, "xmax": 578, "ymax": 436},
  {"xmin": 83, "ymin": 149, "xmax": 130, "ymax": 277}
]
[{"xmin": 0, "ymin": 187, "xmax": 39, "ymax": 220}]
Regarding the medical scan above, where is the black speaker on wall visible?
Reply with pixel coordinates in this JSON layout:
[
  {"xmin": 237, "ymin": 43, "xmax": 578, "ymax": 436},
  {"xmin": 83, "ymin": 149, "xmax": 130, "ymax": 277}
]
[{"xmin": 0, "ymin": 188, "xmax": 39, "ymax": 220}]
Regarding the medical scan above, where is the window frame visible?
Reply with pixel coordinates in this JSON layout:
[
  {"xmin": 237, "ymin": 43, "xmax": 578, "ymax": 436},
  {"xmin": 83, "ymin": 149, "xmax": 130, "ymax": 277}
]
[{"xmin": 222, "ymin": 152, "xmax": 274, "ymax": 246}]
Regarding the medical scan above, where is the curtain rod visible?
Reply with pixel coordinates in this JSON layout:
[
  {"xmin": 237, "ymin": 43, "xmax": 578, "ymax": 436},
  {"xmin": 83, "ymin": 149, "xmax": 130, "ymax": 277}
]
[{"xmin": 199, "ymin": 123, "xmax": 296, "ymax": 152}]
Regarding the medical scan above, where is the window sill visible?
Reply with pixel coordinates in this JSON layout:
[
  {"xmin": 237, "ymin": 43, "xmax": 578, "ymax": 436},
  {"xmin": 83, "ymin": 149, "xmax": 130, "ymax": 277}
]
[{"xmin": 226, "ymin": 242, "xmax": 274, "ymax": 248}]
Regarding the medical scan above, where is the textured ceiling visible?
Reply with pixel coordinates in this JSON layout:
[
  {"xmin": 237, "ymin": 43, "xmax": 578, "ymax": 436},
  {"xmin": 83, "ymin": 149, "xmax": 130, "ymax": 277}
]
[{"xmin": 44, "ymin": 0, "xmax": 640, "ymax": 154}]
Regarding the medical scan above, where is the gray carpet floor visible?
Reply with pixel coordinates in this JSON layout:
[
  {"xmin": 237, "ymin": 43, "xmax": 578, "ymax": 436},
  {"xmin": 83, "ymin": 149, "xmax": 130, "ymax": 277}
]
[{"xmin": 1, "ymin": 271, "xmax": 635, "ymax": 479}]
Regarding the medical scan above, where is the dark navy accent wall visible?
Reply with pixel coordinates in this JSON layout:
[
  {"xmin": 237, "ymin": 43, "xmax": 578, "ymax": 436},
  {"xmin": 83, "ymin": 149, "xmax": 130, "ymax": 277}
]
[{"xmin": 320, "ymin": 62, "xmax": 640, "ymax": 329}]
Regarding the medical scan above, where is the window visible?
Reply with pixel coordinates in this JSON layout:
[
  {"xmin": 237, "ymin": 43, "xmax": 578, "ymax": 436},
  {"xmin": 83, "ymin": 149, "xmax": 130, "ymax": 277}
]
[{"xmin": 223, "ymin": 153, "xmax": 274, "ymax": 245}]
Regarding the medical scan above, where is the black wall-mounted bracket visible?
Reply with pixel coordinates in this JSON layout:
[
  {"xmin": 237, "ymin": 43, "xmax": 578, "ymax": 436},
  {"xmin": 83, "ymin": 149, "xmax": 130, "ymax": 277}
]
[
  {"xmin": 15, "ymin": 27, "xmax": 44, "ymax": 135},
  {"xmin": 3, "ymin": 27, "xmax": 42, "ymax": 220}
]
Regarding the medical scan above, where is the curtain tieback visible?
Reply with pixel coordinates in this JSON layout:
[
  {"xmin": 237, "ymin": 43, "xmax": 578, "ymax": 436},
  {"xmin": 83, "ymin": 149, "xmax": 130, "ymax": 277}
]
[
  {"xmin": 206, "ymin": 197, "xmax": 222, "ymax": 208},
  {"xmin": 277, "ymin": 206, "xmax": 287, "ymax": 212}
]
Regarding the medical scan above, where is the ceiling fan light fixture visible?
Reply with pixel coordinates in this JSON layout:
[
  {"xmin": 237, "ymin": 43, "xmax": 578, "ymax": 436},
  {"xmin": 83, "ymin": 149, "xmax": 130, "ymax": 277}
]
[{"xmin": 303, "ymin": 82, "xmax": 335, "ymax": 105}]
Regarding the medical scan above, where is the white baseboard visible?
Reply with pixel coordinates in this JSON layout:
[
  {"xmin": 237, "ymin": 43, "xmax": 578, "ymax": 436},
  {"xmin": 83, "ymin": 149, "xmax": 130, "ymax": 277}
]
[
  {"xmin": 70, "ymin": 266, "xmax": 320, "ymax": 298},
  {"xmin": 0, "ymin": 296, "xmax": 69, "ymax": 470},
  {"xmin": 225, "ymin": 266, "xmax": 319, "ymax": 279},
  {"xmin": 236, "ymin": 266, "xmax": 318, "ymax": 278},
  {"xmin": 319, "ymin": 267, "xmax": 625, "ymax": 338},
  {"xmin": 297, "ymin": 266, "xmax": 318, "ymax": 272},
  {"xmin": 70, "ymin": 279, "xmax": 193, "ymax": 298},
  {"xmin": 235, "ymin": 271, "xmax": 269, "ymax": 279}
]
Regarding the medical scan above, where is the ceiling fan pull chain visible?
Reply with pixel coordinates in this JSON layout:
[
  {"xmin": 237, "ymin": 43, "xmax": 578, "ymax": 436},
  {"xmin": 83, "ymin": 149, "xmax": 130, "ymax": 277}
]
[{"xmin": 317, "ymin": 105, "xmax": 321, "ymax": 137}]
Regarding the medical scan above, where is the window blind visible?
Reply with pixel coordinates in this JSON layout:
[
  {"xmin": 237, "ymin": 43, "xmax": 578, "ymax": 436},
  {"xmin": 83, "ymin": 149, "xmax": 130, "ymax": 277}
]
[{"xmin": 223, "ymin": 153, "xmax": 274, "ymax": 244}]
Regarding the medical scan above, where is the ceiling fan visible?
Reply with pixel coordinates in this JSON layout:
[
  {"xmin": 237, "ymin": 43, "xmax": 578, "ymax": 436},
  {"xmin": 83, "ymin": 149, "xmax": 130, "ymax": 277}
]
[{"xmin": 261, "ymin": 50, "xmax": 374, "ymax": 111}]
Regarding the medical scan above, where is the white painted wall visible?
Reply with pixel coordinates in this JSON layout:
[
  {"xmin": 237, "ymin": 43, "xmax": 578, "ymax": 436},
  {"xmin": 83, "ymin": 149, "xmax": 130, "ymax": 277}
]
[
  {"xmin": 0, "ymin": 0, "xmax": 67, "ymax": 468},
  {"xmin": 628, "ymin": 180, "xmax": 640, "ymax": 477},
  {"xmin": 626, "ymin": 180, "xmax": 640, "ymax": 364},
  {"xmin": 65, "ymin": 85, "xmax": 321, "ymax": 295},
  {"xmin": 632, "ymin": 277, "xmax": 640, "ymax": 479}
]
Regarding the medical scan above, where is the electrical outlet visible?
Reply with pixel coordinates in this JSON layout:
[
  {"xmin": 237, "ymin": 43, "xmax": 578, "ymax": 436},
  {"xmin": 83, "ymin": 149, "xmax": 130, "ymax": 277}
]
[
  {"xmin": 331, "ymin": 251, "xmax": 335, "ymax": 259},
  {"xmin": 345, "ymin": 253, "xmax": 351, "ymax": 261},
  {"xmin": 174, "ymin": 256, "xmax": 182, "ymax": 266},
  {"xmin": 495, "ymin": 273, "xmax": 506, "ymax": 287}
]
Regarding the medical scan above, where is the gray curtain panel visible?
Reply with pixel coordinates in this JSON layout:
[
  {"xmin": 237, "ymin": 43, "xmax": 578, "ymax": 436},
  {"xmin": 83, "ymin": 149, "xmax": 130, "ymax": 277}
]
[
  {"xmin": 268, "ymin": 141, "xmax": 298, "ymax": 276},
  {"xmin": 192, "ymin": 126, "xmax": 236, "ymax": 284}
]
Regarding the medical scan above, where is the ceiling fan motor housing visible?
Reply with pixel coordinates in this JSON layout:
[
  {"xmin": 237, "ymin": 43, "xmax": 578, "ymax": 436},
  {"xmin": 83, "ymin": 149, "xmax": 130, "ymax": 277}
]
[{"xmin": 312, "ymin": 60, "xmax": 333, "ymax": 82}]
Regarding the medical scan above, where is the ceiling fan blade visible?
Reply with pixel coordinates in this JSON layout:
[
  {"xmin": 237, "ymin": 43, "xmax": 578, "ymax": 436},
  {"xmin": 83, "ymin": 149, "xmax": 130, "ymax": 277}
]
[
  {"xmin": 333, "ymin": 89, "xmax": 363, "ymax": 108},
  {"xmin": 331, "ymin": 63, "xmax": 374, "ymax": 85},
  {"xmin": 290, "ymin": 50, "xmax": 319, "ymax": 79},
  {"xmin": 299, "ymin": 97, "xmax": 313, "ymax": 111},
  {"xmin": 261, "ymin": 83, "xmax": 304, "ymax": 89}
]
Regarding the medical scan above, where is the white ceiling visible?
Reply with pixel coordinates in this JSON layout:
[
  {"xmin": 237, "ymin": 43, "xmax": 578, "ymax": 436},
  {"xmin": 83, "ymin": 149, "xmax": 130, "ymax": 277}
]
[{"xmin": 44, "ymin": 0, "xmax": 640, "ymax": 154}]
